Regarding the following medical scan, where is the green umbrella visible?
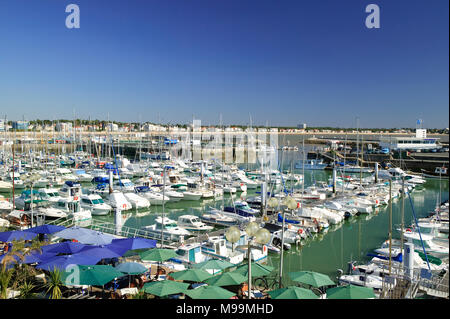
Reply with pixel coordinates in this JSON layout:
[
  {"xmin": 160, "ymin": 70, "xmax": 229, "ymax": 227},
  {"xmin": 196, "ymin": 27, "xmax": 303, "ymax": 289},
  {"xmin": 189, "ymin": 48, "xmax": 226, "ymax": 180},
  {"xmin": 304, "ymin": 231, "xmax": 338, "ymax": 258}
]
[
  {"xmin": 326, "ymin": 285, "xmax": 376, "ymax": 299},
  {"xmin": 170, "ymin": 269, "xmax": 213, "ymax": 282},
  {"xmin": 204, "ymin": 272, "xmax": 247, "ymax": 287},
  {"xmin": 235, "ymin": 263, "xmax": 274, "ymax": 278},
  {"xmin": 268, "ymin": 286, "xmax": 319, "ymax": 299},
  {"xmin": 139, "ymin": 248, "xmax": 178, "ymax": 262},
  {"xmin": 61, "ymin": 265, "xmax": 124, "ymax": 286},
  {"xmin": 142, "ymin": 280, "xmax": 189, "ymax": 297},
  {"xmin": 115, "ymin": 262, "xmax": 148, "ymax": 275},
  {"xmin": 185, "ymin": 285, "xmax": 236, "ymax": 299},
  {"xmin": 193, "ymin": 259, "xmax": 235, "ymax": 271},
  {"xmin": 288, "ymin": 271, "xmax": 335, "ymax": 288}
]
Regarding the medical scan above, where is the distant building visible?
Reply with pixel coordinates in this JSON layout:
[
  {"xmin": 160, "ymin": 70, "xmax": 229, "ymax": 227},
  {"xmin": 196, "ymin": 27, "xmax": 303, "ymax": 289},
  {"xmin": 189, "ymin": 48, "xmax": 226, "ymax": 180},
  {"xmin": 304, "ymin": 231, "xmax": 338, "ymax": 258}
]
[
  {"xmin": 11, "ymin": 120, "xmax": 29, "ymax": 130},
  {"xmin": 379, "ymin": 128, "xmax": 439, "ymax": 151},
  {"xmin": 297, "ymin": 123, "xmax": 307, "ymax": 129},
  {"xmin": 107, "ymin": 123, "xmax": 119, "ymax": 131},
  {"xmin": 0, "ymin": 119, "xmax": 5, "ymax": 132},
  {"xmin": 55, "ymin": 122, "xmax": 72, "ymax": 132}
]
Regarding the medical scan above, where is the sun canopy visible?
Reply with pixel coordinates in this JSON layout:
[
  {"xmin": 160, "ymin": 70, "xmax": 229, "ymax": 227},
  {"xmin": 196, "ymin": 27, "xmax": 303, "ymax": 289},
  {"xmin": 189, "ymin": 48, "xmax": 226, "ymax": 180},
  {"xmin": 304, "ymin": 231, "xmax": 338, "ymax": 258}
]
[
  {"xmin": 35, "ymin": 253, "xmax": 103, "ymax": 271},
  {"xmin": 52, "ymin": 227, "xmax": 116, "ymax": 245},
  {"xmin": 24, "ymin": 224, "xmax": 66, "ymax": 235},
  {"xmin": 326, "ymin": 284, "xmax": 376, "ymax": 299},
  {"xmin": 288, "ymin": 271, "xmax": 335, "ymax": 288},
  {"xmin": 185, "ymin": 285, "xmax": 235, "ymax": 299},
  {"xmin": 142, "ymin": 280, "xmax": 189, "ymax": 297},
  {"xmin": 0, "ymin": 230, "xmax": 38, "ymax": 242},
  {"xmin": 139, "ymin": 248, "xmax": 178, "ymax": 262},
  {"xmin": 268, "ymin": 286, "xmax": 319, "ymax": 299},
  {"xmin": 61, "ymin": 265, "xmax": 125, "ymax": 286},
  {"xmin": 41, "ymin": 241, "xmax": 87, "ymax": 255}
]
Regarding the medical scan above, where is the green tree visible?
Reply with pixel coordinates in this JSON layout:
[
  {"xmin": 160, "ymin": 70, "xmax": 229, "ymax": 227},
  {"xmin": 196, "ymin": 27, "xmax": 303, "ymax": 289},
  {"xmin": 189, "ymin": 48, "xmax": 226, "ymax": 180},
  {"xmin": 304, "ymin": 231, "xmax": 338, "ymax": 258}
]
[{"xmin": 42, "ymin": 267, "xmax": 63, "ymax": 299}]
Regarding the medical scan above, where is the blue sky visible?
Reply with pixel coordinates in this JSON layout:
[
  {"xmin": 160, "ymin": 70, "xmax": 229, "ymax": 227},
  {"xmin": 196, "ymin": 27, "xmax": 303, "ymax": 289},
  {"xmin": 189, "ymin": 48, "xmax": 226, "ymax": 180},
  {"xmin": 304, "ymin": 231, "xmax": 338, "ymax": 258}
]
[{"xmin": 0, "ymin": 0, "xmax": 448, "ymax": 128}]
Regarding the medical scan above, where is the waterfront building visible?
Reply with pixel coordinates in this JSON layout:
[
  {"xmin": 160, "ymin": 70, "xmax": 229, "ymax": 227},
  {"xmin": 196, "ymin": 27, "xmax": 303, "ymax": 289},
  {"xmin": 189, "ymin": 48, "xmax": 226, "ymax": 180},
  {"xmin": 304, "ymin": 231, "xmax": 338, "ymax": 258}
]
[{"xmin": 379, "ymin": 128, "xmax": 440, "ymax": 151}]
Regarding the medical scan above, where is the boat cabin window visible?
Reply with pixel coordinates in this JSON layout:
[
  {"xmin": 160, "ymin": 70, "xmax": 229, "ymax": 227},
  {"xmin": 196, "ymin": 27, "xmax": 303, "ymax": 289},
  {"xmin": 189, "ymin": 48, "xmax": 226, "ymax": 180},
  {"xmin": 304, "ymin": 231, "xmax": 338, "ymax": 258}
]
[{"xmin": 82, "ymin": 199, "xmax": 91, "ymax": 205}]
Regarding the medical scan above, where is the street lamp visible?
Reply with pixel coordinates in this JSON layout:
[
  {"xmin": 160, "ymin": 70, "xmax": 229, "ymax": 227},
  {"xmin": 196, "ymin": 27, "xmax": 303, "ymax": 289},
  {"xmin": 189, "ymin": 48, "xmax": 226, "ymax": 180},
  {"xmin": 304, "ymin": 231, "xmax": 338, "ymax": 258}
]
[
  {"xmin": 225, "ymin": 226, "xmax": 241, "ymax": 252},
  {"xmin": 268, "ymin": 196, "xmax": 298, "ymax": 289},
  {"xmin": 243, "ymin": 222, "xmax": 270, "ymax": 299}
]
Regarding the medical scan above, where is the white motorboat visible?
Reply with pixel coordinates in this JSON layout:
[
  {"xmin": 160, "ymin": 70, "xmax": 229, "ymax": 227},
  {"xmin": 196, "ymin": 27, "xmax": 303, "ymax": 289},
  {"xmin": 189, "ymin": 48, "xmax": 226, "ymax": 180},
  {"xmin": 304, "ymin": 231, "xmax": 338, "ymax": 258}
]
[
  {"xmin": 0, "ymin": 181, "xmax": 13, "ymax": 192},
  {"xmin": 134, "ymin": 186, "xmax": 170, "ymax": 205},
  {"xmin": 36, "ymin": 206, "xmax": 68, "ymax": 219},
  {"xmin": 80, "ymin": 194, "xmax": 112, "ymax": 215},
  {"xmin": 200, "ymin": 236, "xmax": 245, "ymax": 265},
  {"xmin": 0, "ymin": 195, "xmax": 14, "ymax": 213},
  {"xmin": 123, "ymin": 192, "xmax": 150, "ymax": 209},
  {"xmin": 114, "ymin": 179, "xmax": 136, "ymax": 193},
  {"xmin": 14, "ymin": 190, "xmax": 48, "ymax": 210},
  {"xmin": 105, "ymin": 190, "xmax": 133, "ymax": 211},
  {"xmin": 177, "ymin": 215, "xmax": 214, "ymax": 232},
  {"xmin": 201, "ymin": 209, "xmax": 240, "ymax": 227},
  {"xmin": 141, "ymin": 216, "xmax": 191, "ymax": 242},
  {"xmin": 181, "ymin": 190, "xmax": 203, "ymax": 201},
  {"xmin": 52, "ymin": 197, "xmax": 92, "ymax": 226},
  {"xmin": 38, "ymin": 187, "xmax": 62, "ymax": 204}
]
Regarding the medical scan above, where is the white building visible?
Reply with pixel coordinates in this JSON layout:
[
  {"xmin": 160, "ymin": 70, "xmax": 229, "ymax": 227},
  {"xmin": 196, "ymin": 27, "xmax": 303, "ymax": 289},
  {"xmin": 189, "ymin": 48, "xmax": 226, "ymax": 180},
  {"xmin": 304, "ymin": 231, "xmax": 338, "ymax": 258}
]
[
  {"xmin": 55, "ymin": 122, "xmax": 73, "ymax": 132},
  {"xmin": 379, "ymin": 129, "xmax": 440, "ymax": 151}
]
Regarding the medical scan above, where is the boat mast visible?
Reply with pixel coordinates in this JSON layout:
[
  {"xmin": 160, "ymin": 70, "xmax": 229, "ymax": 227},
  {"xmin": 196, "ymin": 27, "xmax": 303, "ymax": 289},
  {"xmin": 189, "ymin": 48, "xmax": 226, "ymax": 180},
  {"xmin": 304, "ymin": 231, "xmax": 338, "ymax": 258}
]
[
  {"xmin": 401, "ymin": 176, "xmax": 405, "ymax": 255},
  {"xmin": 388, "ymin": 179, "xmax": 392, "ymax": 275}
]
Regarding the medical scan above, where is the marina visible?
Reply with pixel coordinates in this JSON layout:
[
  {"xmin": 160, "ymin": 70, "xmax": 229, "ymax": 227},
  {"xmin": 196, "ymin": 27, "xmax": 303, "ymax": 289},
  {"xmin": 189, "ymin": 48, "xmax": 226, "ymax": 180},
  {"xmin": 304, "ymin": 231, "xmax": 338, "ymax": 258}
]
[
  {"xmin": 0, "ymin": 136, "xmax": 448, "ymax": 299},
  {"xmin": 1, "ymin": 0, "xmax": 448, "ymax": 304}
]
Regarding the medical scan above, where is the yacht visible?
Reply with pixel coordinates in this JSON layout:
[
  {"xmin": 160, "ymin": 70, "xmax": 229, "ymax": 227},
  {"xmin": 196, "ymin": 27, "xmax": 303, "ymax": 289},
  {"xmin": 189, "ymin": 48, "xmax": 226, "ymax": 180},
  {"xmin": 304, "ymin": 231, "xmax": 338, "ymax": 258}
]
[
  {"xmin": 0, "ymin": 195, "xmax": 14, "ymax": 213},
  {"xmin": 38, "ymin": 187, "xmax": 62, "ymax": 204},
  {"xmin": 80, "ymin": 194, "xmax": 112, "ymax": 215},
  {"xmin": 4, "ymin": 173, "xmax": 25, "ymax": 189},
  {"xmin": 52, "ymin": 197, "xmax": 92, "ymax": 226},
  {"xmin": 200, "ymin": 236, "xmax": 245, "ymax": 265},
  {"xmin": 141, "ymin": 216, "xmax": 191, "ymax": 242},
  {"xmin": 200, "ymin": 208, "xmax": 240, "ymax": 227},
  {"xmin": 105, "ymin": 190, "xmax": 133, "ymax": 211},
  {"xmin": 123, "ymin": 192, "xmax": 150, "ymax": 209},
  {"xmin": 59, "ymin": 181, "xmax": 83, "ymax": 200},
  {"xmin": 0, "ymin": 180, "xmax": 13, "ymax": 192},
  {"xmin": 177, "ymin": 215, "xmax": 214, "ymax": 232},
  {"xmin": 114, "ymin": 178, "xmax": 136, "ymax": 193},
  {"xmin": 135, "ymin": 186, "xmax": 170, "ymax": 205},
  {"xmin": 14, "ymin": 190, "xmax": 48, "ymax": 210}
]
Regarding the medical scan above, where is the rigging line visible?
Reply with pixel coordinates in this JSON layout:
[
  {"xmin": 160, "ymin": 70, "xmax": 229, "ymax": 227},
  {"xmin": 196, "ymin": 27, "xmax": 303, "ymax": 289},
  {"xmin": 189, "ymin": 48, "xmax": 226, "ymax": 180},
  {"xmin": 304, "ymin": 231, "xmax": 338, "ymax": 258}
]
[{"xmin": 406, "ymin": 189, "xmax": 431, "ymax": 271}]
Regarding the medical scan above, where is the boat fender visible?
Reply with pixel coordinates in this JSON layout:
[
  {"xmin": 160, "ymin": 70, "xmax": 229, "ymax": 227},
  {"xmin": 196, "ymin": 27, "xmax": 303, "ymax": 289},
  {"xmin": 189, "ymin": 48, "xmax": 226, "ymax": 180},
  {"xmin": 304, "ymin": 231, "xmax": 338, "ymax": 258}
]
[
  {"xmin": 122, "ymin": 204, "xmax": 126, "ymax": 209},
  {"xmin": 297, "ymin": 229, "xmax": 303, "ymax": 235}
]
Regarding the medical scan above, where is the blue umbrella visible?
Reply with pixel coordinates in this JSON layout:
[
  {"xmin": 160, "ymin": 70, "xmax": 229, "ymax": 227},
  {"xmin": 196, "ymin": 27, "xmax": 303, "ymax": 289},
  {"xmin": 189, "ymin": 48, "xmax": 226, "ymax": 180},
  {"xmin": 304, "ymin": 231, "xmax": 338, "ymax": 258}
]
[
  {"xmin": 53, "ymin": 227, "xmax": 116, "ymax": 245},
  {"xmin": 77, "ymin": 245, "xmax": 124, "ymax": 259},
  {"xmin": 0, "ymin": 231, "xmax": 38, "ymax": 242},
  {"xmin": 24, "ymin": 224, "xmax": 66, "ymax": 234},
  {"xmin": 109, "ymin": 237, "xmax": 157, "ymax": 252},
  {"xmin": 23, "ymin": 251, "xmax": 59, "ymax": 264},
  {"xmin": 36, "ymin": 253, "xmax": 103, "ymax": 271},
  {"xmin": 41, "ymin": 241, "xmax": 87, "ymax": 254}
]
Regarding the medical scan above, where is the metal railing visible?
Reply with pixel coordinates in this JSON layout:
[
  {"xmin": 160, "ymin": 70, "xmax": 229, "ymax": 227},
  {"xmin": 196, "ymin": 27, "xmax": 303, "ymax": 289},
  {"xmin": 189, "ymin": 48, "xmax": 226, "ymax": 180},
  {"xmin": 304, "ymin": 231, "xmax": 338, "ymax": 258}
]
[{"xmin": 378, "ymin": 262, "xmax": 449, "ymax": 299}]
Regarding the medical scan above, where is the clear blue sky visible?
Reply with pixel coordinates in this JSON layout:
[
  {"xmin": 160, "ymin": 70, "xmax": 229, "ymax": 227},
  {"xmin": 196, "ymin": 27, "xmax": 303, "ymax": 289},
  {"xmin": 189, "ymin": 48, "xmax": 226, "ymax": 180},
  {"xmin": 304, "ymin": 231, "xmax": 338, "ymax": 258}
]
[{"xmin": 0, "ymin": 0, "xmax": 448, "ymax": 128}]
